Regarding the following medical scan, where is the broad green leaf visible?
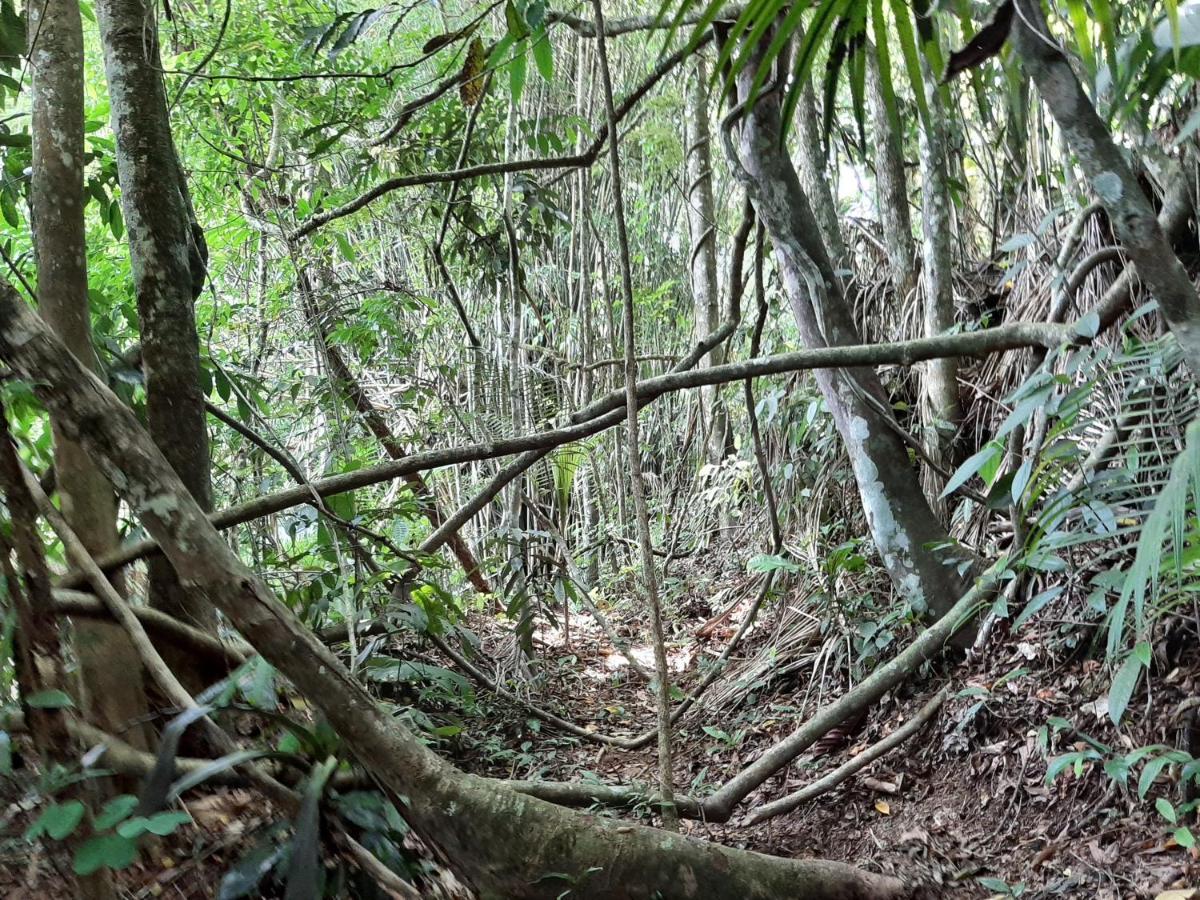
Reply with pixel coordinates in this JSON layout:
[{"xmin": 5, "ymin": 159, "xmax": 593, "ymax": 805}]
[
  {"xmin": 531, "ymin": 27, "xmax": 553, "ymax": 82},
  {"xmin": 940, "ymin": 442, "xmax": 1001, "ymax": 498},
  {"xmin": 1157, "ymin": 796, "xmax": 1177, "ymax": 823},
  {"xmin": 1011, "ymin": 458, "xmax": 1033, "ymax": 504},
  {"xmin": 747, "ymin": 553, "xmax": 799, "ymax": 574},
  {"xmin": 508, "ymin": 44, "xmax": 528, "ymax": 103},
  {"xmin": 94, "ymin": 795, "xmax": 138, "ymax": 830},
  {"xmin": 1139, "ymin": 756, "xmax": 1172, "ymax": 799},
  {"xmin": 284, "ymin": 757, "xmax": 338, "ymax": 900},
  {"xmin": 117, "ymin": 811, "xmax": 192, "ymax": 838},
  {"xmin": 74, "ymin": 834, "xmax": 139, "ymax": 875},
  {"xmin": 27, "ymin": 801, "xmax": 85, "ymax": 841},
  {"xmin": 25, "ymin": 689, "xmax": 74, "ymax": 709}
]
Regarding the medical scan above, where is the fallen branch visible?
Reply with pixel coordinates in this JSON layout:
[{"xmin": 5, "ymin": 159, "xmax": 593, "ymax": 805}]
[
  {"xmin": 745, "ymin": 688, "xmax": 950, "ymax": 825},
  {"xmin": 699, "ymin": 569, "xmax": 997, "ymax": 822}
]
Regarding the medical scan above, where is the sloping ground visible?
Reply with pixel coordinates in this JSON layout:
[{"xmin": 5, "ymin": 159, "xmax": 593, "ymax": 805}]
[{"xmin": 454, "ymin": 545, "xmax": 1200, "ymax": 899}]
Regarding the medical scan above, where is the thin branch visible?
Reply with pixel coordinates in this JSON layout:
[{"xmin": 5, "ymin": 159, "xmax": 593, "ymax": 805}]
[
  {"xmin": 59, "ymin": 320, "xmax": 1078, "ymax": 585},
  {"xmin": 288, "ymin": 37, "xmax": 705, "ymax": 241},
  {"xmin": 745, "ymin": 688, "xmax": 950, "ymax": 824}
]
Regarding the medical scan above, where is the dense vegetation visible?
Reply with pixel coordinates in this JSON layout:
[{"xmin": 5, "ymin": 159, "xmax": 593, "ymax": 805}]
[{"xmin": 2, "ymin": 0, "xmax": 1200, "ymax": 897}]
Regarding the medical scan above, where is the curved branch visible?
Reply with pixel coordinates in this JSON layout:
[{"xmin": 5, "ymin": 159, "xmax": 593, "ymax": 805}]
[{"xmin": 288, "ymin": 38, "xmax": 706, "ymax": 241}]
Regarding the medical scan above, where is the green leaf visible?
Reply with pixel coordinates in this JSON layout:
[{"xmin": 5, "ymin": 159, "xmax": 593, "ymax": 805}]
[
  {"xmin": 1176, "ymin": 826, "xmax": 1196, "ymax": 849},
  {"xmin": 220, "ymin": 837, "xmax": 287, "ymax": 900},
  {"xmin": 508, "ymin": 44, "xmax": 528, "ymax": 103},
  {"xmin": 1013, "ymin": 586, "xmax": 1062, "ymax": 629},
  {"xmin": 1065, "ymin": 0, "xmax": 1095, "ymax": 76},
  {"xmin": 977, "ymin": 878, "xmax": 1011, "ymax": 893},
  {"xmin": 94, "ymin": 795, "xmax": 138, "ymax": 830},
  {"xmin": 940, "ymin": 442, "xmax": 1001, "ymax": 498},
  {"xmin": 73, "ymin": 834, "xmax": 139, "ymax": 875},
  {"xmin": 27, "ymin": 801, "xmax": 85, "ymax": 841},
  {"xmin": 25, "ymin": 689, "xmax": 74, "ymax": 709},
  {"xmin": 1138, "ymin": 756, "xmax": 1172, "ymax": 799},
  {"xmin": 334, "ymin": 232, "xmax": 357, "ymax": 263},
  {"xmin": 531, "ymin": 27, "xmax": 553, "ymax": 82},
  {"xmin": 1074, "ymin": 311, "xmax": 1101, "ymax": 339},
  {"xmin": 284, "ymin": 757, "xmax": 338, "ymax": 900},
  {"xmin": 1011, "ymin": 458, "xmax": 1033, "ymax": 504},
  {"xmin": 169, "ymin": 749, "xmax": 290, "ymax": 801},
  {"xmin": 888, "ymin": 0, "xmax": 930, "ymax": 128},
  {"xmin": 504, "ymin": 0, "xmax": 530, "ymax": 39},
  {"xmin": 1133, "ymin": 642, "xmax": 1152, "ymax": 667},
  {"xmin": 746, "ymin": 553, "xmax": 799, "ymax": 574},
  {"xmin": 1108, "ymin": 654, "xmax": 1142, "ymax": 726},
  {"xmin": 1156, "ymin": 796, "xmax": 1177, "ymax": 823},
  {"xmin": 117, "ymin": 811, "xmax": 191, "ymax": 838},
  {"xmin": 998, "ymin": 232, "xmax": 1035, "ymax": 253}
]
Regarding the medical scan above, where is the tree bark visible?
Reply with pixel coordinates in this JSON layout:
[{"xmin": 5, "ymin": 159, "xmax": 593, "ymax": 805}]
[
  {"xmin": 95, "ymin": 0, "xmax": 216, "ymax": 667},
  {"xmin": 0, "ymin": 412, "xmax": 112, "ymax": 900},
  {"xmin": 915, "ymin": 46, "xmax": 963, "ymax": 499},
  {"xmin": 60, "ymin": 319, "xmax": 1071, "ymax": 584},
  {"xmin": 727, "ymin": 35, "xmax": 978, "ymax": 622},
  {"xmin": 687, "ymin": 57, "xmax": 731, "ymax": 476},
  {"xmin": 593, "ymin": 0, "xmax": 678, "ymax": 828},
  {"xmin": 865, "ymin": 48, "xmax": 918, "ymax": 305},
  {"xmin": 27, "ymin": 0, "xmax": 152, "ymax": 754},
  {"xmin": 0, "ymin": 284, "xmax": 915, "ymax": 900},
  {"xmin": 794, "ymin": 80, "xmax": 850, "ymax": 271}
]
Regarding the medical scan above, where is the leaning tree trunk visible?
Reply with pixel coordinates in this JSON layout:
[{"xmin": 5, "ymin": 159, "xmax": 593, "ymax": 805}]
[
  {"xmin": 686, "ymin": 57, "xmax": 731, "ymax": 503},
  {"xmin": 0, "ymin": 284, "xmax": 918, "ymax": 900},
  {"xmin": 728, "ymin": 33, "xmax": 977, "ymax": 622},
  {"xmin": 1011, "ymin": 0, "xmax": 1200, "ymax": 380},
  {"xmin": 96, "ymin": 0, "xmax": 217, "ymax": 686},
  {"xmin": 27, "ymin": 0, "xmax": 152, "ymax": 756}
]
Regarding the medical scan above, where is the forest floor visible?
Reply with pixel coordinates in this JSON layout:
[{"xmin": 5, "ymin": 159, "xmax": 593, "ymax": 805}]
[
  {"xmin": 458, "ymin": 544, "xmax": 1200, "ymax": 900},
  {"xmin": 3, "ymin": 546, "xmax": 1198, "ymax": 898}
]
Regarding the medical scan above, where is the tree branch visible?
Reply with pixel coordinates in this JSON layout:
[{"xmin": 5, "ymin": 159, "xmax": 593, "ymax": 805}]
[{"xmin": 58, "ymin": 320, "xmax": 1076, "ymax": 585}]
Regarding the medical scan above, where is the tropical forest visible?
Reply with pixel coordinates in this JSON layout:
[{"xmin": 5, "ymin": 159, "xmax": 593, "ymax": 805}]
[{"xmin": 1, "ymin": 0, "xmax": 1200, "ymax": 897}]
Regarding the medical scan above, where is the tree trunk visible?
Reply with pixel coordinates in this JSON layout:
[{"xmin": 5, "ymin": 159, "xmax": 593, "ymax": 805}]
[
  {"xmin": 915, "ymin": 48, "xmax": 963, "ymax": 500},
  {"xmin": 794, "ymin": 80, "xmax": 850, "ymax": 271},
  {"xmin": 593, "ymin": 0, "xmax": 678, "ymax": 828},
  {"xmin": 687, "ymin": 57, "xmax": 730, "ymax": 480},
  {"xmin": 729, "ymin": 35, "xmax": 977, "ymax": 623},
  {"xmin": 95, "ymin": 0, "xmax": 217, "ymax": 681},
  {"xmin": 1, "ymin": 283, "xmax": 919, "ymax": 900},
  {"xmin": 0, "ymin": 414, "xmax": 114, "ymax": 900},
  {"xmin": 28, "ymin": 0, "xmax": 152, "ymax": 754},
  {"xmin": 865, "ymin": 48, "xmax": 918, "ymax": 306}
]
